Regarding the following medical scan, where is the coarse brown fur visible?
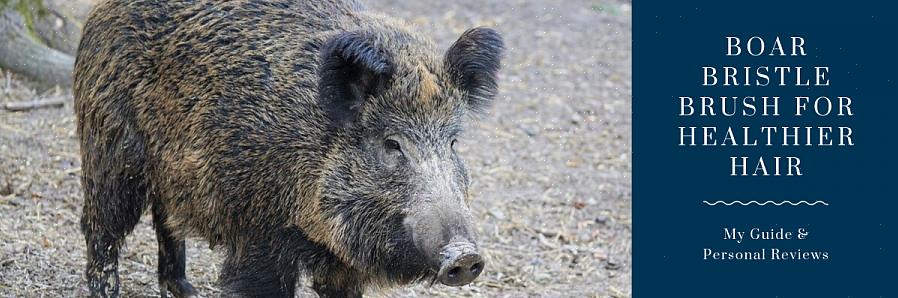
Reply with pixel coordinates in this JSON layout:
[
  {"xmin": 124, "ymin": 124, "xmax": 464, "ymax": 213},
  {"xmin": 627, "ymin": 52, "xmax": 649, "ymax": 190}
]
[{"xmin": 74, "ymin": 0, "xmax": 503, "ymax": 297}]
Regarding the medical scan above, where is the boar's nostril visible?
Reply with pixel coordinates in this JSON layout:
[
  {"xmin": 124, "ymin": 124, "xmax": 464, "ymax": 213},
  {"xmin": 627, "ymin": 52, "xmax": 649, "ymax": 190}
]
[
  {"xmin": 470, "ymin": 261, "xmax": 483, "ymax": 275},
  {"xmin": 447, "ymin": 266, "xmax": 461, "ymax": 279}
]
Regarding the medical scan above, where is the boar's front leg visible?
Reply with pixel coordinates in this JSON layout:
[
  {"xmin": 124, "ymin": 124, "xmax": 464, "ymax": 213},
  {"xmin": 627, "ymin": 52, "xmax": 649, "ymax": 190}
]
[
  {"xmin": 218, "ymin": 240, "xmax": 300, "ymax": 298},
  {"xmin": 311, "ymin": 283, "xmax": 362, "ymax": 298},
  {"xmin": 311, "ymin": 265, "xmax": 362, "ymax": 298}
]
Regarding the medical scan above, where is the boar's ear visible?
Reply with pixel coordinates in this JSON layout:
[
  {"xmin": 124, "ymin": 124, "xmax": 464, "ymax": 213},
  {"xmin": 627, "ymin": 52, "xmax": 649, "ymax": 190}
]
[
  {"xmin": 444, "ymin": 27, "xmax": 504, "ymax": 113},
  {"xmin": 319, "ymin": 32, "xmax": 393, "ymax": 126}
]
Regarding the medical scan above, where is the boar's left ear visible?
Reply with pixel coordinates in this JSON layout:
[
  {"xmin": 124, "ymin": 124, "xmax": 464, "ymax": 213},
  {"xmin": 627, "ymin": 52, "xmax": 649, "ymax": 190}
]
[
  {"xmin": 445, "ymin": 27, "xmax": 504, "ymax": 113},
  {"xmin": 319, "ymin": 32, "xmax": 394, "ymax": 126}
]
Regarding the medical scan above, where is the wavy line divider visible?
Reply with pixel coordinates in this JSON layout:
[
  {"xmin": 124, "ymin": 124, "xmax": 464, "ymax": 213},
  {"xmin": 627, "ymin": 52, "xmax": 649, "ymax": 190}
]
[{"xmin": 702, "ymin": 200, "xmax": 829, "ymax": 206}]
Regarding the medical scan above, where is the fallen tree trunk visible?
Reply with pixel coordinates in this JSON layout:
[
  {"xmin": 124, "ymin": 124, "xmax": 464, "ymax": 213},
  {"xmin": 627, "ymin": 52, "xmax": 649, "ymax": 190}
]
[{"xmin": 0, "ymin": 0, "xmax": 94, "ymax": 86}]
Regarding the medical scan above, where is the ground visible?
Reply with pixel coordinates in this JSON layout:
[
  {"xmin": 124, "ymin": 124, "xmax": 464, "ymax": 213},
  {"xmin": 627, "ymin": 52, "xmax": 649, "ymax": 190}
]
[{"xmin": 0, "ymin": 0, "xmax": 631, "ymax": 297}]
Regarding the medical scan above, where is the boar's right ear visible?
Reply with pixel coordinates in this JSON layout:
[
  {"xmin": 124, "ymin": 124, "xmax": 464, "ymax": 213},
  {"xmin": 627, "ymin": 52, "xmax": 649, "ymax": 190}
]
[
  {"xmin": 445, "ymin": 27, "xmax": 504, "ymax": 114},
  {"xmin": 319, "ymin": 32, "xmax": 393, "ymax": 126}
]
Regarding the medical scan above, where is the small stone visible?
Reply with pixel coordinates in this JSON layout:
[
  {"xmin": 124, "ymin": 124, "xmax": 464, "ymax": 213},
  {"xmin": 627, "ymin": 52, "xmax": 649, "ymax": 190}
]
[
  {"xmin": 605, "ymin": 259, "xmax": 621, "ymax": 270},
  {"xmin": 579, "ymin": 233, "xmax": 591, "ymax": 242},
  {"xmin": 488, "ymin": 209, "xmax": 505, "ymax": 220},
  {"xmin": 519, "ymin": 125, "xmax": 538, "ymax": 137},
  {"xmin": 571, "ymin": 113, "xmax": 583, "ymax": 124}
]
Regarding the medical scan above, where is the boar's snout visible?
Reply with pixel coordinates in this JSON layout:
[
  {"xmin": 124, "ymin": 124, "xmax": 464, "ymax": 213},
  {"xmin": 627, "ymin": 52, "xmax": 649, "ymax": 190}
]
[
  {"xmin": 404, "ymin": 200, "xmax": 483, "ymax": 286},
  {"xmin": 437, "ymin": 241, "xmax": 484, "ymax": 286}
]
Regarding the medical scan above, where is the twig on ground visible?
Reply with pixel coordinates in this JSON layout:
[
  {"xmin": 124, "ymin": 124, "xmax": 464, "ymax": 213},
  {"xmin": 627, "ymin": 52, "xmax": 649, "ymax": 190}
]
[
  {"xmin": 2, "ymin": 97, "xmax": 66, "ymax": 111},
  {"xmin": 2, "ymin": 70, "xmax": 11, "ymax": 93}
]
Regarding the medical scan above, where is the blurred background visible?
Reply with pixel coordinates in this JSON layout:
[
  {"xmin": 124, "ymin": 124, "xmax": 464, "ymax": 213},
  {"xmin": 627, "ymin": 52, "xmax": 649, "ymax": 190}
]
[{"xmin": 0, "ymin": 0, "xmax": 631, "ymax": 296}]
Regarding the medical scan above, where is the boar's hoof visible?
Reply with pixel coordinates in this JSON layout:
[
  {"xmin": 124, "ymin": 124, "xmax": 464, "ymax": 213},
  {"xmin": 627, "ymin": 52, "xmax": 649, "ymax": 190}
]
[
  {"xmin": 160, "ymin": 278, "xmax": 197, "ymax": 298},
  {"xmin": 438, "ymin": 242, "xmax": 484, "ymax": 286}
]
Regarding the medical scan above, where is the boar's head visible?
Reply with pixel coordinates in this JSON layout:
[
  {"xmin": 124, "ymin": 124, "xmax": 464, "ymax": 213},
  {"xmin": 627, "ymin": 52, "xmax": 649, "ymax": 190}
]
[{"xmin": 314, "ymin": 27, "xmax": 503, "ymax": 286}]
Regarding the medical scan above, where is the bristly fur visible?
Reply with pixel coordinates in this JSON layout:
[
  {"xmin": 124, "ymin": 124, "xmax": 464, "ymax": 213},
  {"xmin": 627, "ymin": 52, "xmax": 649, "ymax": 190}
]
[{"xmin": 73, "ymin": 0, "xmax": 503, "ymax": 297}]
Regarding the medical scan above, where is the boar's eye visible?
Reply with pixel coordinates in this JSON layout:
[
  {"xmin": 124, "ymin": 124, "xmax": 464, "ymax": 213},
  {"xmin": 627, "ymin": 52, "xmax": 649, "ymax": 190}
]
[
  {"xmin": 384, "ymin": 138, "xmax": 402, "ymax": 153},
  {"xmin": 450, "ymin": 139, "xmax": 458, "ymax": 150}
]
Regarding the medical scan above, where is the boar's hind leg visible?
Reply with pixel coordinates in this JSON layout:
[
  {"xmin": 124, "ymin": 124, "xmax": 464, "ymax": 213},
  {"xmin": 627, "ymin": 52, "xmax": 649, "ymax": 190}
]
[
  {"xmin": 152, "ymin": 203, "xmax": 197, "ymax": 297},
  {"xmin": 80, "ymin": 141, "xmax": 147, "ymax": 297}
]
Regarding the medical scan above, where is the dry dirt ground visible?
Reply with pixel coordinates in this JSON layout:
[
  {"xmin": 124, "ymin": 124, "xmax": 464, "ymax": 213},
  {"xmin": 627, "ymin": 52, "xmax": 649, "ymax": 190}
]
[{"xmin": 0, "ymin": 0, "xmax": 631, "ymax": 297}]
